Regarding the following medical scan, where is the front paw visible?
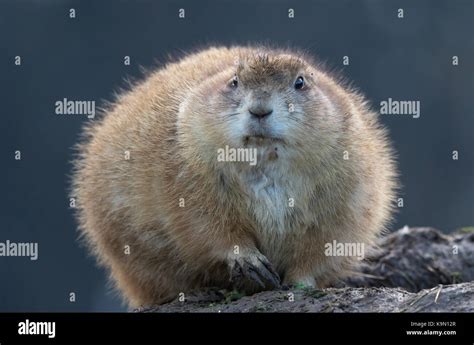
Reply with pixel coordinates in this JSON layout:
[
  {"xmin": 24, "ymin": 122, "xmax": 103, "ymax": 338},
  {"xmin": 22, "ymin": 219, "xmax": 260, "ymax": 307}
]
[{"xmin": 228, "ymin": 249, "xmax": 281, "ymax": 293}]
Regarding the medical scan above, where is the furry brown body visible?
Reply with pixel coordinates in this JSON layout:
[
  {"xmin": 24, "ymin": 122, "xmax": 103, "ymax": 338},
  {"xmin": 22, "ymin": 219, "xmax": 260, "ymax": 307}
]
[{"xmin": 73, "ymin": 46, "xmax": 397, "ymax": 307}]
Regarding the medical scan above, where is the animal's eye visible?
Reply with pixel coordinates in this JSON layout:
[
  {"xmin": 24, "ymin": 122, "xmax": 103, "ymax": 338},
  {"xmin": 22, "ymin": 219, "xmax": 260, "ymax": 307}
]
[
  {"xmin": 294, "ymin": 76, "xmax": 305, "ymax": 90},
  {"xmin": 229, "ymin": 76, "xmax": 238, "ymax": 88}
]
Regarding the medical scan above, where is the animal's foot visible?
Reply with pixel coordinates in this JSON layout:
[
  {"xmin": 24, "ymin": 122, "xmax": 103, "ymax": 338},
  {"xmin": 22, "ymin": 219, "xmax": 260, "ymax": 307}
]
[{"xmin": 227, "ymin": 249, "xmax": 281, "ymax": 293}]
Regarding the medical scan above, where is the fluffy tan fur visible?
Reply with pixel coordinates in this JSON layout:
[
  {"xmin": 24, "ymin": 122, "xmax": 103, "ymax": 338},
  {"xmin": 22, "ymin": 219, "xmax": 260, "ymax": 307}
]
[{"xmin": 72, "ymin": 46, "xmax": 397, "ymax": 307}]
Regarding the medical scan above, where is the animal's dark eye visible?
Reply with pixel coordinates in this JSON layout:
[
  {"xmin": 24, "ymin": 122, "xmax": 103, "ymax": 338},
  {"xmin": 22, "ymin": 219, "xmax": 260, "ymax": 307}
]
[
  {"xmin": 230, "ymin": 76, "xmax": 238, "ymax": 88},
  {"xmin": 294, "ymin": 76, "xmax": 305, "ymax": 90}
]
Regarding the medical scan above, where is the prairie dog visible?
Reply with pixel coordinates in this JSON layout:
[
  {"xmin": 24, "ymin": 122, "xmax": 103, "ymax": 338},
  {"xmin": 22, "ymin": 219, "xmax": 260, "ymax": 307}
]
[{"xmin": 73, "ymin": 46, "xmax": 397, "ymax": 307}]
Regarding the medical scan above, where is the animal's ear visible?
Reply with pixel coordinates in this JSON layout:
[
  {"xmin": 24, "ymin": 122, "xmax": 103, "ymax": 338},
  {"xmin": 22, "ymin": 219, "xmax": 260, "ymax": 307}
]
[
  {"xmin": 236, "ymin": 57, "xmax": 248, "ymax": 75},
  {"xmin": 234, "ymin": 52, "xmax": 254, "ymax": 74}
]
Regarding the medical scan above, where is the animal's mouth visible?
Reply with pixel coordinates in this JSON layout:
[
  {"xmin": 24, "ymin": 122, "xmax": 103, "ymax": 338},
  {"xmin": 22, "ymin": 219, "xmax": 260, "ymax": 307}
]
[
  {"xmin": 244, "ymin": 125, "xmax": 285, "ymax": 143},
  {"xmin": 243, "ymin": 135, "xmax": 285, "ymax": 145}
]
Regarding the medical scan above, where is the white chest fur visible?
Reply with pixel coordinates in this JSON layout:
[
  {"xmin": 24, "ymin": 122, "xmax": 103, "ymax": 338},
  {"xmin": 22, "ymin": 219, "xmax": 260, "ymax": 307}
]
[
  {"xmin": 239, "ymin": 146, "xmax": 306, "ymax": 236},
  {"xmin": 246, "ymin": 169, "xmax": 289, "ymax": 235}
]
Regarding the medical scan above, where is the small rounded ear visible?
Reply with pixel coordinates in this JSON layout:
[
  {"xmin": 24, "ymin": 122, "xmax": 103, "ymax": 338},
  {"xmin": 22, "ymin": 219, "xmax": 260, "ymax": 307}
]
[
  {"xmin": 237, "ymin": 51, "xmax": 260, "ymax": 74},
  {"xmin": 236, "ymin": 59, "xmax": 248, "ymax": 75}
]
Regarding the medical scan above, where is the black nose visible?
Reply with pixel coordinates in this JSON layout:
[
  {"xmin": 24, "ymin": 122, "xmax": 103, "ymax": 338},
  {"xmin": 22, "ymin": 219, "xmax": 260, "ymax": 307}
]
[{"xmin": 249, "ymin": 107, "xmax": 273, "ymax": 119}]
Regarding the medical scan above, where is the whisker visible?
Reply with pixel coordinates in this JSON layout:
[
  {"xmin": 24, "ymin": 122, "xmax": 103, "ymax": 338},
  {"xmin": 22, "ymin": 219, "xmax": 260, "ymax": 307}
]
[{"xmin": 223, "ymin": 112, "xmax": 241, "ymax": 117}]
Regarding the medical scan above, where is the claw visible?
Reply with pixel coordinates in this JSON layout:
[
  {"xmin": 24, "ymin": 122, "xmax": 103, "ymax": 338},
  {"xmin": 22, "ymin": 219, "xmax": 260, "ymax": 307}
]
[
  {"xmin": 228, "ymin": 250, "xmax": 281, "ymax": 292},
  {"xmin": 245, "ymin": 265, "xmax": 266, "ymax": 289},
  {"xmin": 257, "ymin": 256, "xmax": 281, "ymax": 288}
]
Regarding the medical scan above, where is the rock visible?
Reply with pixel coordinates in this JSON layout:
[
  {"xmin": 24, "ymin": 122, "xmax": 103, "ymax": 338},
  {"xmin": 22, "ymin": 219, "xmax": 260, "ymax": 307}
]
[
  {"xmin": 139, "ymin": 282, "xmax": 474, "ymax": 312},
  {"xmin": 344, "ymin": 227, "xmax": 474, "ymax": 291},
  {"xmin": 137, "ymin": 227, "xmax": 474, "ymax": 313}
]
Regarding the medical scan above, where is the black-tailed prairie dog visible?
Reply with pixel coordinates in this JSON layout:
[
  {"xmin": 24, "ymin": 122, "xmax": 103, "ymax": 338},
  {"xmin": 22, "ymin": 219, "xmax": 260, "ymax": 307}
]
[{"xmin": 72, "ymin": 46, "xmax": 397, "ymax": 307}]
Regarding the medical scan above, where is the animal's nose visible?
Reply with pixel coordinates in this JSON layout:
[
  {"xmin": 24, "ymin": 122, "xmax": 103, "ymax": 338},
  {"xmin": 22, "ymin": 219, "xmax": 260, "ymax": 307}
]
[{"xmin": 248, "ymin": 106, "xmax": 273, "ymax": 119}]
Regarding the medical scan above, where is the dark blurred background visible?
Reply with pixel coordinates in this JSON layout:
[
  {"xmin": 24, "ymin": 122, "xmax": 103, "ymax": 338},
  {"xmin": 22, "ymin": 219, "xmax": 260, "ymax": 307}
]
[{"xmin": 0, "ymin": 0, "xmax": 472, "ymax": 311}]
